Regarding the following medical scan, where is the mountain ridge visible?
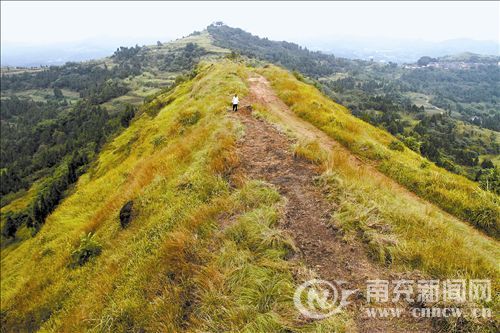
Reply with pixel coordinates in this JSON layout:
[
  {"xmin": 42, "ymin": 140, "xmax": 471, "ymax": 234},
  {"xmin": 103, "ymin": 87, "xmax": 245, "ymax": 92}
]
[
  {"xmin": 2, "ymin": 58, "xmax": 498, "ymax": 332},
  {"xmin": 2, "ymin": 31, "xmax": 499, "ymax": 67},
  {"xmin": 1, "ymin": 26, "xmax": 499, "ymax": 332}
]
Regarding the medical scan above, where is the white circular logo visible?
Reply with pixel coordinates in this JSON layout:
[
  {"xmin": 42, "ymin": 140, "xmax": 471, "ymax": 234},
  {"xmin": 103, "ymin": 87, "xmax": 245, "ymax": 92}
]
[{"xmin": 294, "ymin": 279, "xmax": 343, "ymax": 319}]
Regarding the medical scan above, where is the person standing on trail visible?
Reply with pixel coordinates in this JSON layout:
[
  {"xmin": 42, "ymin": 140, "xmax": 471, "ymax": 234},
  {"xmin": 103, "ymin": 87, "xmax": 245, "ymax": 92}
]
[{"xmin": 232, "ymin": 94, "xmax": 239, "ymax": 112}]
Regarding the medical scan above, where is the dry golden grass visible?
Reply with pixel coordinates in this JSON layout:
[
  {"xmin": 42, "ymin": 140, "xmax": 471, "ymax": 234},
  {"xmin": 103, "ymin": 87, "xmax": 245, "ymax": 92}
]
[
  {"xmin": 2, "ymin": 59, "xmax": 497, "ymax": 332},
  {"xmin": 258, "ymin": 65, "xmax": 499, "ymax": 239},
  {"xmin": 0, "ymin": 61, "xmax": 351, "ymax": 332},
  {"xmin": 251, "ymin": 67, "xmax": 499, "ymax": 281}
]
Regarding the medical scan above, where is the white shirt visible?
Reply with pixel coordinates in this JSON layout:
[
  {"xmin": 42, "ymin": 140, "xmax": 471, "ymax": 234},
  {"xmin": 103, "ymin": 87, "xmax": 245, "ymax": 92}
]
[{"xmin": 232, "ymin": 96, "xmax": 239, "ymax": 105}]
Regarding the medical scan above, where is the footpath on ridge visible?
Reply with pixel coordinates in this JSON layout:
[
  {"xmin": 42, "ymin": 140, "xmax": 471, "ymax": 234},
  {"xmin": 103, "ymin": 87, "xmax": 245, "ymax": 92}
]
[{"xmin": 227, "ymin": 74, "xmax": 433, "ymax": 332}]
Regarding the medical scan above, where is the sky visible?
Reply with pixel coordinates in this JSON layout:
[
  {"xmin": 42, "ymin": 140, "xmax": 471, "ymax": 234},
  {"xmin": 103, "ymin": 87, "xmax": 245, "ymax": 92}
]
[{"xmin": 2, "ymin": 1, "xmax": 499, "ymax": 46}]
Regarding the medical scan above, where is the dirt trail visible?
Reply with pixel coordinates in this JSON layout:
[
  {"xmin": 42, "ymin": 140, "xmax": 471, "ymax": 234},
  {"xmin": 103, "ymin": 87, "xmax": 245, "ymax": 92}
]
[
  {"xmin": 246, "ymin": 75, "xmax": 338, "ymax": 153},
  {"xmin": 228, "ymin": 75, "xmax": 432, "ymax": 332},
  {"xmin": 246, "ymin": 75, "xmax": 436, "ymax": 206}
]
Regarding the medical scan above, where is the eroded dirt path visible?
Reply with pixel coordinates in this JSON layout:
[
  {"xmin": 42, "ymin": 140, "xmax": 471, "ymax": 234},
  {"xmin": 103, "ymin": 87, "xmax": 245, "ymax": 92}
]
[
  {"xmin": 227, "ymin": 75, "xmax": 432, "ymax": 332},
  {"xmin": 245, "ymin": 75, "xmax": 436, "ymax": 206}
]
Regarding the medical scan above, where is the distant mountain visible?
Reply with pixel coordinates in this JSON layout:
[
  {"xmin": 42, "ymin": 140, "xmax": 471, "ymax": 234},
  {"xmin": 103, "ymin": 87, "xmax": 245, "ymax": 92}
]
[
  {"xmin": 437, "ymin": 52, "xmax": 500, "ymax": 63},
  {"xmin": 1, "ymin": 42, "xmax": 113, "ymax": 67},
  {"xmin": 3, "ymin": 32, "xmax": 498, "ymax": 68},
  {"xmin": 303, "ymin": 37, "xmax": 500, "ymax": 63},
  {"xmin": 1, "ymin": 37, "xmax": 172, "ymax": 67}
]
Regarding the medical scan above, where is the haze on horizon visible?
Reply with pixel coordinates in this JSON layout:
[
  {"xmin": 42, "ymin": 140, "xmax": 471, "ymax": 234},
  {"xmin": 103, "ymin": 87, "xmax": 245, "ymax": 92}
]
[{"xmin": 1, "ymin": 1, "xmax": 499, "ymax": 66}]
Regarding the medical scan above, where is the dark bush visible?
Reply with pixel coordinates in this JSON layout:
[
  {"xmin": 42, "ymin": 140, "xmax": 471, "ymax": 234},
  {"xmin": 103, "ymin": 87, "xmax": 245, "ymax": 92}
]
[
  {"xmin": 119, "ymin": 200, "xmax": 134, "ymax": 228},
  {"xmin": 120, "ymin": 104, "xmax": 136, "ymax": 127},
  {"xmin": 388, "ymin": 140, "xmax": 405, "ymax": 152},
  {"xmin": 481, "ymin": 159, "xmax": 495, "ymax": 169},
  {"xmin": 2, "ymin": 216, "xmax": 18, "ymax": 239}
]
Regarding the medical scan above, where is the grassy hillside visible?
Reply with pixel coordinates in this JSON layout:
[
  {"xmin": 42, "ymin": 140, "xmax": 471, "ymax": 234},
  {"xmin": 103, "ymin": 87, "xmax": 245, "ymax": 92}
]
[
  {"xmin": 0, "ymin": 32, "xmax": 230, "ymax": 241},
  {"xmin": 208, "ymin": 24, "xmax": 500, "ymax": 194},
  {"xmin": 0, "ymin": 61, "xmax": 351, "ymax": 332},
  {"xmin": 246, "ymin": 65, "xmax": 498, "ymax": 274},
  {"xmin": 1, "ymin": 59, "xmax": 498, "ymax": 332},
  {"xmin": 258, "ymin": 65, "xmax": 499, "ymax": 239}
]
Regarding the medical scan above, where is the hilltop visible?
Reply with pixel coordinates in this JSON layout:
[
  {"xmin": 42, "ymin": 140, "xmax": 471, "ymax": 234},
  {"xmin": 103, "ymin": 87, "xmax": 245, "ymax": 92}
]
[{"xmin": 1, "ymin": 26, "xmax": 499, "ymax": 332}]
